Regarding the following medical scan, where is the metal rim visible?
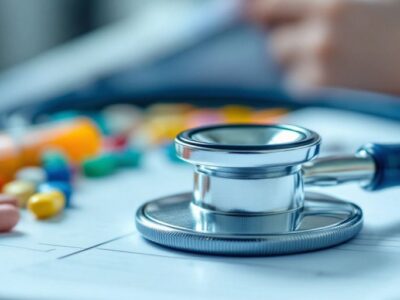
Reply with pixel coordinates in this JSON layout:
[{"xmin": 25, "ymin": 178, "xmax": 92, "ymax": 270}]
[
  {"xmin": 175, "ymin": 124, "xmax": 321, "ymax": 168},
  {"xmin": 176, "ymin": 124, "xmax": 321, "ymax": 152},
  {"xmin": 135, "ymin": 191, "xmax": 363, "ymax": 256}
]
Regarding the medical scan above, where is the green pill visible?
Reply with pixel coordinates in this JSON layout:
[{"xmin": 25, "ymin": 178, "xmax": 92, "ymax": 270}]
[
  {"xmin": 42, "ymin": 150, "xmax": 69, "ymax": 169},
  {"xmin": 116, "ymin": 149, "xmax": 142, "ymax": 168},
  {"xmin": 164, "ymin": 143, "xmax": 183, "ymax": 163},
  {"xmin": 82, "ymin": 154, "xmax": 118, "ymax": 177}
]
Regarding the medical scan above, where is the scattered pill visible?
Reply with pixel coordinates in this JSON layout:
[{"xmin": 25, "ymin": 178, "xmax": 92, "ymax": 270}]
[
  {"xmin": 44, "ymin": 165, "xmax": 72, "ymax": 183},
  {"xmin": 49, "ymin": 110, "xmax": 80, "ymax": 122},
  {"xmin": 116, "ymin": 148, "xmax": 142, "ymax": 168},
  {"xmin": 82, "ymin": 154, "xmax": 117, "ymax": 177},
  {"xmin": 16, "ymin": 166, "xmax": 47, "ymax": 186},
  {"xmin": 102, "ymin": 104, "xmax": 143, "ymax": 136},
  {"xmin": 103, "ymin": 135, "xmax": 128, "ymax": 152},
  {"xmin": 222, "ymin": 105, "xmax": 253, "ymax": 123},
  {"xmin": 0, "ymin": 194, "xmax": 19, "ymax": 207},
  {"xmin": 0, "ymin": 204, "xmax": 20, "ymax": 232},
  {"xmin": 146, "ymin": 114, "xmax": 187, "ymax": 144},
  {"xmin": 2, "ymin": 180, "xmax": 36, "ymax": 208},
  {"xmin": 0, "ymin": 175, "xmax": 5, "ymax": 190},
  {"xmin": 27, "ymin": 191, "xmax": 65, "ymax": 219},
  {"xmin": 147, "ymin": 103, "xmax": 193, "ymax": 115},
  {"xmin": 38, "ymin": 182, "xmax": 72, "ymax": 207},
  {"xmin": 41, "ymin": 150, "xmax": 69, "ymax": 169},
  {"xmin": 164, "ymin": 143, "xmax": 183, "ymax": 163},
  {"xmin": 186, "ymin": 109, "xmax": 224, "ymax": 128},
  {"xmin": 250, "ymin": 108, "xmax": 288, "ymax": 124}
]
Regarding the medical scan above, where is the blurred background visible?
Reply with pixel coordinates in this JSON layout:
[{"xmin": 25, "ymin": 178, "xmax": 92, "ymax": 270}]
[
  {"xmin": 0, "ymin": 0, "xmax": 141, "ymax": 70},
  {"xmin": 0, "ymin": 0, "xmax": 399, "ymax": 121}
]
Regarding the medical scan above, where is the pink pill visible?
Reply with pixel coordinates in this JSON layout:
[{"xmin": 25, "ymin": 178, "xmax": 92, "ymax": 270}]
[
  {"xmin": 0, "ymin": 204, "xmax": 20, "ymax": 232},
  {"xmin": 0, "ymin": 194, "xmax": 19, "ymax": 207}
]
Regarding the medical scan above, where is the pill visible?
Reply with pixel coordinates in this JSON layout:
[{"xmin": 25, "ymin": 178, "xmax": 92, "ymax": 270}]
[
  {"xmin": 16, "ymin": 166, "xmax": 47, "ymax": 186},
  {"xmin": 102, "ymin": 104, "xmax": 143, "ymax": 136},
  {"xmin": 41, "ymin": 150, "xmax": 69, "ymax": 169},
  {"xmin": 116, "ymin": 148, "xmax": 142, "ymax": 168},
  {"xmin": 0, "ymin": 204, "xmax": 20, "ymax": 232},
  {"xmin": 27, "ymin": 191, "xmax": 65, "ymax": 219},
  {"xmin": 147, "ymin": 103, "xmax": 193, "ymax": 115},
  {"xmin": 221, "ymin": 105, "xmax": 253, "ymax": 123},
  {"xmin": 3, "ymin": 180, "xmax": 36, "ymax": 208},
  {"xmin": 49, "ymin": 110, "xmax": 80, "ymax": 122},
  {"xmin": 186, "ymin": 109, "xmax": 224, "ymax": 128},
  {"xmin": 251, "ymin": 108, "xmax": 288, "ymax": 124},
  {"xmin": 85, "ymin": 112, "xmax": 110, "ymax": 135},
  {"xmin": 164, "ymin": 143, "xmax": 183, "ymax": 163},
  {"xmin": 0, "ymin": 194, "xmax": 19, "ymax": 207},
  {"xmin": 38, "ymin": 182, "xmax": 72, "ymax": 207},
  {"xmin": 146, "ymin": 115, "xmax": 187, "ymax": 144},
  {"xmin": 82, "ymin": 154, "xmax": 117, "ymax": 177},
  {"xmin": 103, "ymin": 135, "xmax": 128, "ymax": 152},
  {"xmin": 45, "ymin": 165, "xmax": 72, "ymax": 183},
  {"xmin": 0, "ymin": 175, "xmax": 5, "ymax": 190}
]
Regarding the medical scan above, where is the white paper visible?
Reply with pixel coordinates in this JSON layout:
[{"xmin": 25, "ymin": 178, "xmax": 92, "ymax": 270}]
[{"xmin": 1, "ymin": 108, "xmax": 400, "ymax": 299}]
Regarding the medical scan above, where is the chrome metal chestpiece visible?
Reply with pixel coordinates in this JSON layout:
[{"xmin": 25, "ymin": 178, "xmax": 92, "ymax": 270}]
[{"xmin": 136, "ymin": 124, "xmax": 364, "ymax": 256}]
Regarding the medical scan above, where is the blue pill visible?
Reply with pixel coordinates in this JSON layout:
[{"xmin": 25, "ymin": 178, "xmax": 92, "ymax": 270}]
[
  {"xmin": 38, "ymin": 181, "xmax": 72, "ymax": 207},
  {"xmin": 164, "ymin": 143, "xmax": 183, "ymax": 164},
  {"xmin": 45, "ymin": 165, "xmax": 72, "ymax": 183}
]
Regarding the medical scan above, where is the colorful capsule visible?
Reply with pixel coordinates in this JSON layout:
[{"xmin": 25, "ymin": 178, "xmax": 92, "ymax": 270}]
[
  {"xmin": 116, "ymin": 148, "xmax": 142, "ymax": 168},
  {"xmin": 82, "ymin": 154, "xmax": 118, "ymax": 177},
  {"xmin": 41, "ymin": 150, "xmax": 69, "ymax": 169},
  {"xmin": 38, "ymin": 182, "xmax": 72, "ymax": 207},
  {"xmin": 221, "ymin": 105, "xmax": 253, "ymax": 123},
  {"xmin": 102, "ymin": 104, "xmax": 143, "ymax": 136},
  {"xmin": 16, "ymin": 166, "xmax": 47, "ymax": 186},
  {"xmin": 102, "ymin": 135, "xmax": 128, "ymax": 152},
  {"xmin": 0, "ymin": 204, "xmax": 20, "ymax": 232},
  {"xmin": 251, "ymin": 108, "xmax": 288, "ymax": 124},
  {"xmin": 2, "ymin": 180, "xmax": 36, "ymax": 208},
  {"xmin": 27, "ymin": 191, "xmax": 65, "ymax": 219},
  {"xmin": 145, "ymin": 115, "xmax": 188, "ymax": 144},
  {"xmin": 186, "ymin": 109, "xmax": 224, "ymax": 128},
  {"xmin": 49, "ymin": 110, "xmax": 80, "ymax": 122},
  {"xmin": 44, "ymin": 164, "xmax": 72, "ymax": 183},
  {"xmin": 164, "ymin": 143, "xmax": 183, "ymax": 164},
  {"xmin": 0, "ymin": 194, "xmax": 19, "ymax": 207}
]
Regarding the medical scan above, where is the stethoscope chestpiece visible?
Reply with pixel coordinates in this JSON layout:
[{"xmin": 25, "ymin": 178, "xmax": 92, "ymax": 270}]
[{"xmin": 136, "ymin": 124, "xmax": 363, "ymax": 256}]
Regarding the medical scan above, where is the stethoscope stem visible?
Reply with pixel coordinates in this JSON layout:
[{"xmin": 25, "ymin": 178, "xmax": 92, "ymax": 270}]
[
  {"xmin": 303, "ymin": 143, "xmax": 400, "ymax": 191},
  {"xmin": 303, "ymin": 153, "xmax": 375, "ymax": 187}
]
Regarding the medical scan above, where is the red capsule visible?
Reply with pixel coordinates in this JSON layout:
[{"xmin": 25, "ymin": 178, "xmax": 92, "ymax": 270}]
[
  {"xmin": 0, "ymin": 204, "xmax": 19, "ymax": 232},
  {"xmin": 102, "ymin": 135, "xmax": 128, "ymax": 152},
  {"xmin": 0, "ymin": 194, "xmax": 18, "ymax": 207}
]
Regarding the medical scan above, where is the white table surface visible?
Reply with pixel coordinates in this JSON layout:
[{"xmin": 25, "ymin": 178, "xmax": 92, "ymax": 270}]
[{"xmin": 1, "ymin": 107, "xmax": 400, "ymax": 300}]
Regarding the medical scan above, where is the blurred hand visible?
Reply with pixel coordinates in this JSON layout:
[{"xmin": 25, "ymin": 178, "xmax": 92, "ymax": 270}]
[{"xmin": 247, "ymin": 0, "xmax": 400, "ymax": 95}]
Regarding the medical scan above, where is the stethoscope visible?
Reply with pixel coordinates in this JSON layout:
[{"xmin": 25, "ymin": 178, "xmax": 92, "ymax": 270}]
[{"xmin": 136, "ymin": 124, "xmax": 400, "ymax": 256}]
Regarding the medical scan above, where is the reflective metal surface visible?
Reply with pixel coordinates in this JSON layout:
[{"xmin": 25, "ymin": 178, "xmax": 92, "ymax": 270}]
[
  {"xmin": 303, "ymin": 150, "xmax": 375, "ymax": 187},
  {"xmin": 190, "ymin": 126, "xmax": 306, "ymax": 146},
  {"xmin": 136, "ymin": 192, "xmax": 363, "ymax": 256},
  {"xmin": 176, "ymin": 124, "xmax": 320, "ymax": 214},
  {"xmin": 136, "ymin": 124, "xmax": 366, "ymax": 256},
  {"xmin": 194, "ymin": 166, "xmax": 303, "ymax": 213},
  {"xmin": 176, "ymin": 124, "xmax": 321, "ymax": 168}
]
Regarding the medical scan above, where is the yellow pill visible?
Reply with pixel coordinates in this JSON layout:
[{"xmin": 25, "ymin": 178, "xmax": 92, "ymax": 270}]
[
  {"xmin": 221, "ymin": 105, "xmax": 253, "ymax": 123},
  {"xmin": 2, "ymin": 180, "xmax": 36, "ymax": 208},
  {"xmin": 27, "ymin": 191, "xmax": 65, "ymax": 219}
]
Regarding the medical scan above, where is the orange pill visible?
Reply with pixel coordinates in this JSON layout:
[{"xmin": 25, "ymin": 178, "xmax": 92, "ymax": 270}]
[
  {"xmin": 0, "ymin": 204, "xmax": 19, "ymax": 232},
  {"xmin": 0, "ymin": 118, "xmax": 101, "ymax": 181},
  {"xmin": 0, "ymin": 194, "xmax": 18, "ymax": 207}
]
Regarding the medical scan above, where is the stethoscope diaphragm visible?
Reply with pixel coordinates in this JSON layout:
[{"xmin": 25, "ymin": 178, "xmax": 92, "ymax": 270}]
[{"xmin": 136, "ymin": 124, "xmax": 400, "ymax": 256}]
